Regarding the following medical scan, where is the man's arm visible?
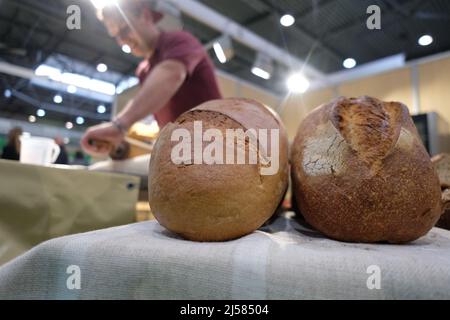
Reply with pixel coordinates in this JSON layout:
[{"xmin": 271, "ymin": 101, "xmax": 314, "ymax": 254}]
[
  {"xmin": 116, "ymin": 59, "xmax": 187, "ymax": 129},
  {"xmin": 80, "ymin": 59, "xmax": 187, "ymax": 156}
]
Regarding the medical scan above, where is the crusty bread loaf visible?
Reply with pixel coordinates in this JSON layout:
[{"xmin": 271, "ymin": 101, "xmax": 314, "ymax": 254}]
[
  {"xmin": 148, "ymin": 98, "xmax": 289, "ymax": 241},
  {"xmin": 431, "ymin": 155, "xmax": 450, "ymax": 230},
  {"xmin": 432, "ymin": 153, "xmax": 450, "ymax": 188},
  {"xmin": 291, "ymin": 96, "xmax": 444, "ymax": 243}
]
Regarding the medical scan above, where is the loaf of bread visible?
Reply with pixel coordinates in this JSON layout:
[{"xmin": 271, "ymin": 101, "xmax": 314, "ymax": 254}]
[
  {"xmin": 431, "ymin": 154, "xmax": 450, "ymax": 230},
  {"xmin": 148, "ymin": 98, "xmax": 289, "ymax": 241},
  {"xmin": 291, "ymin": 96, "xmax": 444, "ymax": 243}
]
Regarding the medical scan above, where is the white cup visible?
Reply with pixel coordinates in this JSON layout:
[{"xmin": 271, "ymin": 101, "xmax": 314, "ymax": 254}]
[{"xmin": 19, "ymin": 136, "xmax": 61, "ymax": 166}]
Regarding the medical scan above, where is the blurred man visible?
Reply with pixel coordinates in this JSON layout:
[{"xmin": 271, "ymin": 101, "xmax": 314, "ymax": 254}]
[{"xmin": 81, "ymin": 0, "xmax": 222, "ymax": 156}]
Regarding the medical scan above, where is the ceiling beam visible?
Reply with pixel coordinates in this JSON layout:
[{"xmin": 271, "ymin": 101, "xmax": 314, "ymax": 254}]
[
  {"xmin": 0, "ymin": 61, "xmax": 115, "ymax": 104},
  {"xmin": 257, "ymin": 0, "xmax": 343, "ymax": 62},
  {"xmin": 295, "ymin": 0, "xmax": 336, "ymax": 20},
  {"xmin": 309, "ymin": 53, "xmax": 406, "ymax": 91},
  {"xmin": 0, "ymin": 7, "xmax": 19, "ymax": 40},
  {"xmin": 167, "ymin": 0, "xmax": 325, "ymax": 79},
  {"xmin": 11, "ymin": 89, "xmax": 110, "ymax": 120},
  {"xmin": 0, "ymin": 15, "xmax": 135, "ymax": 74}
]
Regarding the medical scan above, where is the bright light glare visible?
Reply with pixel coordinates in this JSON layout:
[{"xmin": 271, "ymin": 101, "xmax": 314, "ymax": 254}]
[
  {"xmin": 97, "ymin": 63, "xmax": 108, "ymax": 73},
  {"xmin": 65, "ymin": 122, "xmax": 74, "ymax": 129},
  {"xmin": 418, "ymin": 35, "xmax": 433, "ymax": 46},
  {"xmin": 76, "ymin": 116, "xmax": 85, "ymax": 125},
  {"xmin": 36, "ymin": 109, "xmax": 46, "ymax": 117},
  {"xmin": 53, "ymin": 94, "xmax": 63, "ymax": 104},
  {"xmin": 90, "ymin": 0, "xmax": 117, "ymax": 10},
  {"xmin": 251, "ymin": 67, "xmax": 271, "ymax": 80},
  {"xmin": 286, "ymin": 73, "xmax": 310, "ymax": 93},
  {"xmin": 122, "ymin": 45, "xmax": 131, "ymax": 54},
  {"xmin": 90, "ymin": 79, "xmax": 116, "ymax": 95},
  {"xmin": 280, "ymin": 14, "xmax": 295, "ymax": 27},
  {"xmin": 67, "ymin": 85, "xmax": 77, "ymax": 94},
  {"xmin": 97, "ymin": 105, "xmax": 106, "ymax": 114},
  {"xmin": 35, "ymin": 65, "xmax": 61, "ymax": 81},
  {"xmin": 35, "ymin": 64, "xmax": 116, "ymax": 96},
  {"xmin": 213, "ymin": 42, "xmax": 227, "ymax": 64},
  {"xmin": 343, "ymin": 58, "xmax": 357, "ymax": 69}
]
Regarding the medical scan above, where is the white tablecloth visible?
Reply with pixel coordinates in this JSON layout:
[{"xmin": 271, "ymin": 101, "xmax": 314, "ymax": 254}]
[{"xmin": 1, "ymin": 212, "xmax": 450, "ymax": 299}]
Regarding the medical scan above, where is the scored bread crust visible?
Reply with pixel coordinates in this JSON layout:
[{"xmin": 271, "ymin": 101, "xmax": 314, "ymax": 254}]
[
  {"xmin": 291, "ymin": 96, "xmax": 442, "ymax": 243},
  {"xmin": 149, "ymin": 98, "xmax": 289, "ymax": 241}
]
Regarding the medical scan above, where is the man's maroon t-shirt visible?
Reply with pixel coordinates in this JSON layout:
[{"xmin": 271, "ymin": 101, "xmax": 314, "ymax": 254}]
[{"xmin": 136, "ymin": 31, "xmax": 222, "ymax": 128}]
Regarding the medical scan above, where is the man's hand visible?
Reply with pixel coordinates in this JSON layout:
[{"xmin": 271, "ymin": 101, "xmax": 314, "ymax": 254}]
[
  {"xmin": 80, "ymin": 122, "xmax": 126, "ymax": 157},
  {"xmin": 80, "ymin": 60, "xmax": 187, "ymax": 157}
]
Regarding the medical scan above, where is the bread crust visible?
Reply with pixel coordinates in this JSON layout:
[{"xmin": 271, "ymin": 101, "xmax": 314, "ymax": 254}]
[
  {"xmin": 291, "ymin": 96, "xmax": 442, "ymax": 243},
  {"xmin": 149, "ymin": 98, "xmax": 289, "ymax": 241}
]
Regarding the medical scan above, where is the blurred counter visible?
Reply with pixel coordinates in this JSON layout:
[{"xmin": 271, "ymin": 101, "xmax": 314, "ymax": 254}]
[{"xmin": 0, "ymin": 159, "xmax": 140, "ymax": 265}]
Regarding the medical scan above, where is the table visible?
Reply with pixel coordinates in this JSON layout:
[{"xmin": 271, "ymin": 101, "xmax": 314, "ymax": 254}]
[{"xmin": 1, "ymin": 212, "xmax": 449, "ymax": 299}]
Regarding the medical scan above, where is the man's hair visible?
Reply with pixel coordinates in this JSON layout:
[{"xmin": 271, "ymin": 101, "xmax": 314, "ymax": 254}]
[{"xmin": 97, "ymin": 0, "xmax": 159, "ymax": 22}]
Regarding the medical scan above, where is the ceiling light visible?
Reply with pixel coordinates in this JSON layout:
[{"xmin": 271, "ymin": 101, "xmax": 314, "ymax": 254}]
[
  {"xmin": 343, "ymin": 58, "xmax": 357, "ymax": 69},
  {"xmin": 76, "ymin": 116, "xmax": 85, "ymax": 125},
  {"xmin": 35, "ymin": 65, "xmax": 61, "ymax": 80},
  {"xmin": 122, "ymin": 45, "xmax": 131, "ymax": 54},
  {"xmin": 97, "ymin": 105, "xmax": 106, "ymax": 114},
  {"xmin": 28, "ymin": 115, "xmax": 36, "ymax": 123},
  {"xmin": 280, "ymin": 14, "xmax": 295, "ymax": 27},
  {"xmin": 35, "ymin": 64, "xmax": 117, "ymax": 96},
  {"xmin": 418, "ymin": 34, "xmax": 433, "ymax": 46},
  {"xmin": 213, "ymin": 35, "xmax": 234, "ymax": 64},
  {"xmin": 67, "ymin": 85, "xmax": 77, "ymax": 94},
  {"xmin": 53, "ymin": 94, "xmax": 63, "ymax": 104},
  {"xmin": 4, "ymin": 89, "xmax": 12, "ymax": 98},
  {"xmin": 89, "ymin": 79, "xmax": 116, "ymax": 95},
  {"xmin": 213, "ymin": 43, "xmax": 227, "ymax": 64},
  {"xmin": 286, "ymin": 73, "xmax": 310, "ymax": 93},
  {"xmin": 65, "ymin": 122, "xmax": 74, "ymax": 130},
  {"xmin": 36, "ymin": 109, "xmax": 46, "ymax": 117},
  {"xmin": 97, "ymin": 63, "xmax": 108, "ymax": 73},
  {"xmin": 251, "ymin": 53, "xmax": 273, "ymax": 80},
  {"xmin": 251, "ymin": 67, "xmax": 271, "ymax": 80}
]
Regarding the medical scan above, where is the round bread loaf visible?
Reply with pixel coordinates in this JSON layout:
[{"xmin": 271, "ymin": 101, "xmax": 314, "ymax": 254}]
[
  {"xmin": 148, "ymin": 98, "xmax": 289, "ymax": 241},
  {"xmin": 291, "ymin": 96, "xmax": 444, "ymax": 243},
  {"xmin": 431, "ymin": 154, "xmax": 450, "ymax": 230}
]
